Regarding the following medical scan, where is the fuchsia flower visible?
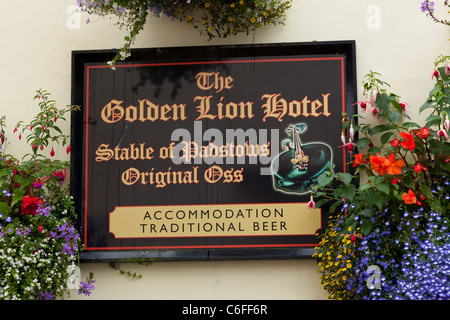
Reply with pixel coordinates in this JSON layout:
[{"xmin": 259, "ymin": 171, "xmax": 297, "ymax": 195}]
[
  {"xmin": 349, "ymin": 124, "xmax": 355, "ymax": 140},
  {"xmin": 307, "ymin": 195, "xmax": 315, "ymax": 210},
  {"xmin": 339, "ymin": 131, "xmax": 356, "ymax": 154},
  {"xmin": 50, "ymin": 147, "xmax": 55, "ymax": 157},
  {"xmin": 354, "ymin": 100, "xmax": 373, "ymax": 113},
  {"xmin": 33, "ymin": 178, "xmax": 45, "ymax": 188},
  {"xmin": 438, "ymin": 125, "xmax": 449, "ymax": 140},
  {"xmin": 432, "ymin": 69, "xmax": 441, "ymax": 80},
  {"xmin": 52, "ymin": 169, "xmax": 67, "ymax": 183}
]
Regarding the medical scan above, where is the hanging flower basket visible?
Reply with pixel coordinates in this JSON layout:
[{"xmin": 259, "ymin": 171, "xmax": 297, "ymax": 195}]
[
  {"xmin": 0, "ymin": 90, "xmax": 94, "ymax": 300},
  {"xmin": 76, "ymin": 0, "xmax": 292, "ymax": 67},
  {"xmin": 311, "ymin": 55, "xmax": 450, "ymax": 299},
  {"xmin": 309, "ymin": 2, "xmax": 450, "ymax": 300}
]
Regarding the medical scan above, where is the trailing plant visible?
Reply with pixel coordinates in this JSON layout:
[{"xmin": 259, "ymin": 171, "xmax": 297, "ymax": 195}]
[
  {"xmin": 421, "ymin": 0, "xmax": 450, "ymax": 26},
  {"xmin": 76, "ymin": 0, "xmax": 292, "ymax": 68},
  {"xmin": 0, "ymin": 90, "xmax": 95, "ymax": 300}
]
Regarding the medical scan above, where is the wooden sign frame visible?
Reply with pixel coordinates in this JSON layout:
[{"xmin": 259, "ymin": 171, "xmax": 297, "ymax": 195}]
[{"xmin": 71, "ymin": 41, "xmax": 357, "ymax": 262}]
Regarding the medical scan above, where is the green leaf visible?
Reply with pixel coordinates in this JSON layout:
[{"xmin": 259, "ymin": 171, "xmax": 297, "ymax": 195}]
[
  {"xmin": 365, "ymin": 190, "xmax": 385, "ymax": 210},
  {"xmin": 376, "ymin": 93, "xmax": 391, "ymax": 112},
  {"xmin": 0, "ymin": 202, "xmax": 12, "ymax": 216},
  {"xmin": 356, "ymin": 138, "xmax": 371, "ymax": 149},
  {"xmin": 315, "ymin": 198, "xmax": 330, "ymax": 209},
  {"xmin": 420, "ymin": 184, "xmax": 433, "ymax": 199},
  {"xmin": 387, "ymin": 110, "xmax": 401, "ymax": 123},
  {"xmin": 359, "ymin": 183, "xmax": 372, "ymax": 192},
  {"xmin": 329, "ymin": 200, "xmax": 342, "ymax": 213},
  {"xmin": 12, "ymin": 188, "xmax": 26, "ymax": 207},
  {"xmin": 360, "ymin": 218, "xmax": 373, "ymax": 236},
  {"xmin": 380, "ymin": 131, "xmax": 395, "ymax": 145},
  {"xmin": 390, "ymin": 100, "xmax": 403, "ymax": 113},
  {"xmin": 402, "ymin": 122, "xmax": 421, "ymax": 130},
  {"xmin": 336, "ymin": 172, "xmax": 353, "ymax": 185},
  {"xmin": 334, "ymin": 184, "xmax": 356, "ymax": 201},
  {"xmin": 419, "ymin": 100, "xmax": 435, "ymax": 113},
  {"xmin": 369, "ymin": 124, "xmax": 391, "ymax": 135},
  {"xmin": 376, "ymin": 182, "xmax": 390, "ymax": 195},
  {"xmin": 317, "ymin": 173, "xmax": 334, "ymax": 186}
]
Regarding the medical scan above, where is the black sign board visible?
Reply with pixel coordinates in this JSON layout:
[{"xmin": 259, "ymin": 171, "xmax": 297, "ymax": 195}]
[{"xmin": 71, "ymin": 41, "xmax": 356, "ymax": 262}]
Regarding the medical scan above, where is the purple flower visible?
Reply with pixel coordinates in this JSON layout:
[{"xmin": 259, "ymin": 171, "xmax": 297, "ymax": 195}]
[
  {"xmin": 78, "ymin": 276, "xmax": 95, "ymax": 296},
  {"xmin": 37, "ymin": 204, "xmax": 51, "ymax": 217},
  {"xmin": 39, "ymin": 291, "xmax": 54, "ymax": 300},
  {"xmin": 421, "ymin": 1, "xmax": 435, "ymax": 12}
]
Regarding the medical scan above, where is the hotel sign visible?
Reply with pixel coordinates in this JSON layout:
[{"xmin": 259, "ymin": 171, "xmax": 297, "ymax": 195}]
[{"xmin": 71, "ymin": 42, "xmax": 356, "ymax": 261}]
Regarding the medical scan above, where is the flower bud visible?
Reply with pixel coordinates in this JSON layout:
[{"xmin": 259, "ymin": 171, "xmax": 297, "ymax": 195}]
[
  {"xmin": 307, "ymin": 195, "xmax": 315, "ymax": 210},
  {"xmin": 432, "ymin": 70, "xmax": 441, "ymax": 80},
  {"xmin": 341, "ymin": 133, "xmax": 346, "ymax": 145},
  {"xmin": 349, "ymin": 124, "xmax": 355, "ymax": 140}
]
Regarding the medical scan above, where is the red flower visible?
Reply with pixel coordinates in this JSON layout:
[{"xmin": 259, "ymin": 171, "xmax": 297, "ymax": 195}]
[
  {"xmin": 391, "ymin": 138, "xmax": 399, "ymax": 148},
  {"xmin": 353, "ymin": 153, "xmax": 365, "ymax": 167},
  {"xmin": 21, "ymin": 195, "xmax": 43, "ymax": 216},
  {"xmin": 400, "ymin": 132, "xmax": 415, "ymax": 151},
  {"xmin": 50, "ymin": 147, "xmax": 55, "ymax": 157},
  {"xmin": 414, "ymin": 163, "xmax": 423, "ymax": 173},
  {"xmin": 417, "ymin": 127, "xmax": 429, "ymax": 139},
  {"xmin": 402, "ymin": 190, "xmax": 417, "ymax": 205}
]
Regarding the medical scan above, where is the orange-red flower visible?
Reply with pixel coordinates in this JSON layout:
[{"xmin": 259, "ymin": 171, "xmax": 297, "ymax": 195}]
[
  {"xmin": 385, "ymin": 153, "xmax": 404, "ymax": 175},
  {"xmin": 353, "ymin": 153, "xmax": 365, "ymax": 167},
  {"xmin": 402, "ymin": 189, "xmax": 417, "ymax": 204},
  {"xmin": 370, "ymin": 153, "xmax": 389, "ymax": 175},
  {"xmin": 400, "ymin": 131, "xmax": 415, "ymax": 150}
]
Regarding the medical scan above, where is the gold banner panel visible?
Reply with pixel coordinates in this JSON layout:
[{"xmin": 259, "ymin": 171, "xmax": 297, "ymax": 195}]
[{"xmin": 109, "ymin": 203, "xmax": 321, "ymax": 238}]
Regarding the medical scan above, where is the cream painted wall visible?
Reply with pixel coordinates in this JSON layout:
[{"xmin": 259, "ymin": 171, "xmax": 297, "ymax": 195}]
[{"xmin": 0, "ymin": 0, "xmax": 448, "ymax": 300}]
